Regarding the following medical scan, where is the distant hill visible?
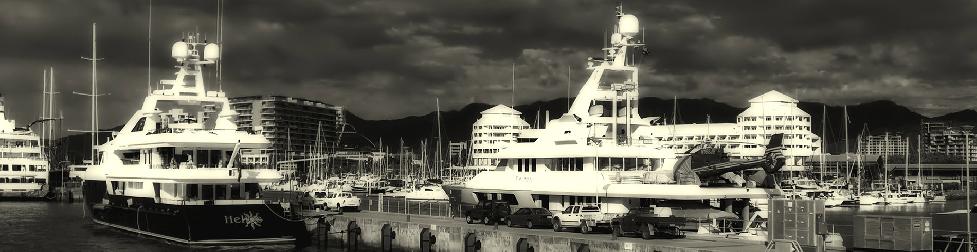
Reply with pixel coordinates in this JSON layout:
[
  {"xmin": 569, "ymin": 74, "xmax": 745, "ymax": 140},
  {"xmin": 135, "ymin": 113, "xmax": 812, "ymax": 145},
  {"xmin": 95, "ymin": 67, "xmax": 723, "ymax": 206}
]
[
  {"xmin": 55, "ymin": 97, "xmax": 977, "ymax": 157},
  {"xmin": 932, "ymin": 109, "xmax": 977, "ymax": 125},
  {"xmin": 347, "ymin": 97, "xmax": 975, "ymax": 154},
  {"xmin": 343, "ymin": 97, "xmax": 745, "ymax": 151}
]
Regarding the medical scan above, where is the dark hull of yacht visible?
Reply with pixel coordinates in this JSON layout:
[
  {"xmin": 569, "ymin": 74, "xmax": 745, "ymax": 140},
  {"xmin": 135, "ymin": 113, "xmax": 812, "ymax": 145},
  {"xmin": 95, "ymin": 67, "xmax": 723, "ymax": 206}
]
[{"xmin": 82, "ymin": 180, "xmax": 304, "ymax": 245}]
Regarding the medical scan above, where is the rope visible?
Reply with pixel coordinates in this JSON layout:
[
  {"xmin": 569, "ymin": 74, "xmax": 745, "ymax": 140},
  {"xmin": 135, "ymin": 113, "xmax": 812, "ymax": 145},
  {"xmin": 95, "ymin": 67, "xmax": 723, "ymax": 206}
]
[
  {"xmin": 263, "ymin": 203, "xmax": 308, "ymax": 223},
  {"xmin": 136, "ymin": 206, "xmax": 141, "ymax": 231}
]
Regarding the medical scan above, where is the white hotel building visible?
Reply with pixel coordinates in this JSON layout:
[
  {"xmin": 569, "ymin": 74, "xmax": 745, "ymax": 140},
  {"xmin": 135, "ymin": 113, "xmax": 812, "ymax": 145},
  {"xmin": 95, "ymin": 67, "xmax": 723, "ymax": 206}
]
[
  {"xmin": 647, "ymin": 90, "xmax": 821, "ymax": 172},
  {"xmin": 467, "ymin": 91, "xmax": 821, "ymax": 173},
  {"xmin": 467, "ymin": 105, "xmax": 530, "ymax": 170}
]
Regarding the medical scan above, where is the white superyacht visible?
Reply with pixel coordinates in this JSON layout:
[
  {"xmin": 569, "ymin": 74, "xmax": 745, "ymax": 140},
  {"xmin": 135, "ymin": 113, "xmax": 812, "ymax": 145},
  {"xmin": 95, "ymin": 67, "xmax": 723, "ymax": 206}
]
[
  {"xmin": 76, "ymin": 34, "xmax": 304, "ymax": 244},
  {"xmin": 0, "ymin": 95, "xmax": 49, "ymax": 199},
  {"xmin": 454, "ymin": 7, "xmax": 784, "ymax": 214}
]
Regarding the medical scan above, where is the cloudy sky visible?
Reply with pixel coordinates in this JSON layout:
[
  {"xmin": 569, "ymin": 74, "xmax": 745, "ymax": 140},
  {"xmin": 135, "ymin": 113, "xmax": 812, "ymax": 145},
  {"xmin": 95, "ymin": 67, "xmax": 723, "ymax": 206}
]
[{"xmin": 2, "ymin": 0, "xmax": 977, "ymax": 131}]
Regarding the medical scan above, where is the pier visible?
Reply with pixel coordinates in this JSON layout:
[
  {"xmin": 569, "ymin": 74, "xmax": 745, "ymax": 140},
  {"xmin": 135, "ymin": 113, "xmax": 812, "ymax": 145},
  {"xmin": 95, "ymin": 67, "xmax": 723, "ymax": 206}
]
[{"xmin": 309, "ymin": 211, "xmax": 768, "ymax": 252}]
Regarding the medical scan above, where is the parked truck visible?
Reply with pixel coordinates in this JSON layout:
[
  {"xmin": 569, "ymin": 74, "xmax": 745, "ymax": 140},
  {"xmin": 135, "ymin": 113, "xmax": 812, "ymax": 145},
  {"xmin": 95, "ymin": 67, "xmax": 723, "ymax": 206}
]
[
  {"xmin": 464, "ymin": 200, "xmax": 511, "ymax": 225},
  {"xmin": 312, "ymin": 191, "xmax": 361, "ymax": 212},
  {"xmin": 610, "ymin": 206, "xmax": 685, "ymax": 239},
  {"xmin": 552, "ymin": 204, "xmax": 621, "ymax": 234}
]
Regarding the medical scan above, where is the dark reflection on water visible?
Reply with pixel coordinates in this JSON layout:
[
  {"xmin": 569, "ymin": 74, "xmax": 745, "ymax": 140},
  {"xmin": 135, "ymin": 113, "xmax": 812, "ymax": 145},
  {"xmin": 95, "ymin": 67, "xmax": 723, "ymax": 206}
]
[{"xmin": 0, "ymin": 202, "xmax": 308, "ymax": 251}]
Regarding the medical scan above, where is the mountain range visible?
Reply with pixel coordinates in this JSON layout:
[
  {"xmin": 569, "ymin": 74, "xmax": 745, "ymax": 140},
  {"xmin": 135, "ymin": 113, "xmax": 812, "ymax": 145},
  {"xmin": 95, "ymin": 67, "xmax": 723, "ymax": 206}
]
[
  {"xmin": 346, "ymin": 97, "xmax": 977, "ymax": 154},
  {"xmin": 55, "ymin": 97, "xmax": 977, "ymax": 163}
]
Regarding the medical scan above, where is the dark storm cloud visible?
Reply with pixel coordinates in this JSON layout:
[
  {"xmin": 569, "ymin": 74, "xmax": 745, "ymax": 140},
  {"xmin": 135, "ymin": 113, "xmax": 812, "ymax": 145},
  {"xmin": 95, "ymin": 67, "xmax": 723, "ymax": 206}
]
[{"xmin": 1, "ymin": 0, "xmax": 977, "ymax": 132}]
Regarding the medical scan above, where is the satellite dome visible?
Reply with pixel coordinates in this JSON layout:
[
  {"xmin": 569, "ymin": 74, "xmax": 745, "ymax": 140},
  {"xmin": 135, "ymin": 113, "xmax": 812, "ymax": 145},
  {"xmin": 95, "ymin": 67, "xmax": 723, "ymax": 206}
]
[
  {"xmin": 611, "ymin": 33, "xmax": 623, "ymax": 45},
  {"xmin": 171, "ymin": 41, "xmax": 189, "ymax": 61},
  {"xmin": 619, "ymin": 14, "xmax": 639, "ymax": 36},
  {"xmin": 203, "ymin": 43, "xmax": 220, "ymax": 61}
]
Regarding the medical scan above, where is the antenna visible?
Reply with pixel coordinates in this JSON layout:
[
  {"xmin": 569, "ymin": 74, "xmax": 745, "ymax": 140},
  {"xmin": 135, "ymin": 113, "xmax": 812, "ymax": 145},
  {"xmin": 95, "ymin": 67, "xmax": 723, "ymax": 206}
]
[
  {"xmin": 217, "ymin": 0, "xmax": 225, "ymax": 91},
  {"xmin": 147, "ymin": 0, "xmax": 152, "ymax": 95},
  {"xmin": 567, "ymin": 65, "xmax": 571, "ymax": 110},
  {"xmin": 511, "ymin": 62, "xmax": 515, "ymax": 107}
]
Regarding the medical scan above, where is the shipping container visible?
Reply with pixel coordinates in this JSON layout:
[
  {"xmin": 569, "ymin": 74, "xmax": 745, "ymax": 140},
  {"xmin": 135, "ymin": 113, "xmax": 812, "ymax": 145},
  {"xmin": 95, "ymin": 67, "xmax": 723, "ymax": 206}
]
[
  {"xmin": 853, "ymin": 215, "xmax": 933, "ymax": 251},
  {"xmin": 769, "ymin": 199, "xmax": 824, "ymax": 247}
]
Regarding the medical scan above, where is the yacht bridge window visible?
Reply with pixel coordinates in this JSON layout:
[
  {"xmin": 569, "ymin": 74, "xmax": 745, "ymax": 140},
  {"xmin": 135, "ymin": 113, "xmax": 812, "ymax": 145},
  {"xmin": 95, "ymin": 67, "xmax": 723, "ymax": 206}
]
[
  {"xmin": 598, "ymin": 158, "xmax": 660, "ymax": 171},
  {"xmin": 179, "ymin": 183, "xmax": 260, "ymax": 201},
  {"xmin": 551, "ymin": 158, "xmax": 584, "ymax": 171}
]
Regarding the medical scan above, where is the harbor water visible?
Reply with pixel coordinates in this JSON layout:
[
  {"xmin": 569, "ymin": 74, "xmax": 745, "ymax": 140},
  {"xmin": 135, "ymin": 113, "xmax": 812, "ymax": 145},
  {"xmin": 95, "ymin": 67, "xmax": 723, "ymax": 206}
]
[{"xmin": 0, "ymin": 202, "xmax": 297, "ymax": 251}]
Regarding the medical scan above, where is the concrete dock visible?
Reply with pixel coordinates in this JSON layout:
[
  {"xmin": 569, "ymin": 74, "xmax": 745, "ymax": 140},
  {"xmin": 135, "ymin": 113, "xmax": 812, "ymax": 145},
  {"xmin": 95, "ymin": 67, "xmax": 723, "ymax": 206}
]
[{"xmin": 314, "ymin": 211, "xmax": 769, "ymax": 252}]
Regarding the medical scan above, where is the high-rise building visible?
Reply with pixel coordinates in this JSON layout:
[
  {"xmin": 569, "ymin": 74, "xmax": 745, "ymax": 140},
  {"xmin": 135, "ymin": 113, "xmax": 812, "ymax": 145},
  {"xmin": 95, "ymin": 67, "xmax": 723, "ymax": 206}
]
[
  {"xmin": 229, "ymin": 96, "xmax": 345, "ymax": 162},
  {"xmin": 858, "ymin": 133, "xmax": 909, "ymax": 157},
  {"xmin": 448, "ymin": 142, "xmax": 467, "ymax": 166},
  {"xmin": 921, "ymin": 121, "xmax": 977, "ymax": 160}
]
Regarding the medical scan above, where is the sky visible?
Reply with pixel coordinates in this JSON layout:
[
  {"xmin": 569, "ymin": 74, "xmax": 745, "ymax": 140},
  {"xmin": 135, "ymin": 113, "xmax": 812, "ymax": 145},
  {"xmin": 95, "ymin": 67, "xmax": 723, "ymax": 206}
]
[{"xmin": 2, "ymin": 0, "xmax": 977, "ymax": 131}]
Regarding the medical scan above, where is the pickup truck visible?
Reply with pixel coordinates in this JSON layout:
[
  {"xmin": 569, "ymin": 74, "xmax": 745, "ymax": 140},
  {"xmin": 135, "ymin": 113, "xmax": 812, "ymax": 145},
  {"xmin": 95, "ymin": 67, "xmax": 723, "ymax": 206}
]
[
  {"xmin": 464, "ymin": 200, "xmax": 511, "ymax": 225},
  {"xmin": 610, "ymin": 206, "xmax": 685, "ymax": 239},
  {"xmin": 312, "ymin": 191, "xmax": 361, "ymax": 212},
  {"xmin": 552, "ymin": 205, "xmax": 620, "ymax": 234}
]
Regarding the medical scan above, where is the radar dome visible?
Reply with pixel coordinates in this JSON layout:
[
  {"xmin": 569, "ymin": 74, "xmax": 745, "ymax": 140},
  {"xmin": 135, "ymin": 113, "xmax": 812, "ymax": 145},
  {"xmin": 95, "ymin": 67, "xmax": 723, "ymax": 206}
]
[
  {"xmin": 619, "ymin": 14, "xmax": 639, "ymax": 36},
  {"xmin": 611, "ymin": 33, "xmax": 623, "ymax": 45},
  {"xmin": 203, "ymin": 43, "xmax": 220, "ymax": 61},
  {"xmin": 172, "ymin": 41, "xmax": 189, "ymax": 61}
]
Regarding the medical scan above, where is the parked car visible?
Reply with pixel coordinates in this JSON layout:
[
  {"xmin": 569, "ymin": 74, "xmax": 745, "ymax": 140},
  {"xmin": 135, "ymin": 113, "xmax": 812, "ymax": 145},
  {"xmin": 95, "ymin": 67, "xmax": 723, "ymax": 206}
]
[
  {"xmin": 312, "ymin": 191, "xmax": 361, "ymax": 212},
  {"xmin": 506, "ymin": 207, "xmax": 553, "ymax": 229},
  {"xmin": 465, "ymin": 200, "xmax": 511, "ymax": 225},
  {"xmin": 610, "ymin": 206, "xmax": 685, "ymax": 239},
  {"xmin": 552, "ymin": 204, "xmax": 620, "ymax": 234}
]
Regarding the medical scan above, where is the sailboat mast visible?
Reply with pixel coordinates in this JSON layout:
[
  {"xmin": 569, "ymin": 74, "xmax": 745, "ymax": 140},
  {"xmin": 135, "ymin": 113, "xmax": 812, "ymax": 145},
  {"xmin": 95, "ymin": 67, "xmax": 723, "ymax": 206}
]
[
  {"xmin": 48, "ymin": 68, "xmax": 55, "ymax": 152},
  {"xmin": 820, "ymin": 105, "xmax": 825, "ymax": 183},
  {"xmin": 884, "ymin": 132, "xmax": 889, "ymax": 194},
  {"xmin": 88, "ymin": 23, "xmax": 99, "ymax": 163},
  {"xmin": 904, "ymin": 136, "xmax": 909, "ymax": 191},
  {"xmin": 917, "ymin": 134, "xmax": 921, "ymax": 189},
  {"xmin": 671, "ymin": 96, "xmax": 677, "ymax": 134},
  {"xmin": 844, "ymin": 106, "xmax": 849, "ymax": 184},
  {"xmin": 857, "ymin": 136, "xmax": 862, "ymax": 196},
  {"xmin": 41, "ymin": 69, "xmax": 47, "ymax": 146},
  {"xmin": 963, "ymin": 132, "xmax": 974, "ymax": 248},
  {"xmin": 436, "ymin": 98, "xmax": 443, "ymax": 179}
]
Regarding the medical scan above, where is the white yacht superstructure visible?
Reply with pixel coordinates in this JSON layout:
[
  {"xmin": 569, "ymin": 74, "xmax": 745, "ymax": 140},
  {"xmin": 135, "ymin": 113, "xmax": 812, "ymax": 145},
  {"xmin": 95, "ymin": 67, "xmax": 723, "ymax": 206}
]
[
  {"xmin": 456, "ymin": 7, "xmax": 782, "ymax": 214},
  {"xmin": 0, "ymin": 96, "xmax": 49, "ymax": 199}
]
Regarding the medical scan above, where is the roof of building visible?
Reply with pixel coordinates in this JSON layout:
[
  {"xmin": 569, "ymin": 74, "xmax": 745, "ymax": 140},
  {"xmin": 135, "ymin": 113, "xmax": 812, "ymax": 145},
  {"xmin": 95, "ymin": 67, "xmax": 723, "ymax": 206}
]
[
  {"xmin": 806, "ymin": 153, "xmax": 882, "ymax": 162},
  {"xmin": 230, "ymin": 95, "xmax": 339, "ymax": 109},
  {"xmin": 646, "ymin": 123, "xmax": 739, "ymax": 136},
  {"xmin": 474, "ymin": 114, "xmax": 530, "ymax": 127},
  {"xmin": 748, "ymin": 90, "xmax": 798, "ymax": 103},
  {"xmin": 481, "ymin": 104, "xmax": 521, "ymax": 115},
  {"xmin": 739, "ymin": 102, "xmax": 811, "ymax": 117}
]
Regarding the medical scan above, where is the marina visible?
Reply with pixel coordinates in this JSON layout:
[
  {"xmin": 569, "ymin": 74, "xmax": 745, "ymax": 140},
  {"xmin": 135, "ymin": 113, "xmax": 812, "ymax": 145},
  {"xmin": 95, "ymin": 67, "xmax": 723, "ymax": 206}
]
[{"xmin": 4, "ymin": 1, "xmax": 977, "ymax": 252}]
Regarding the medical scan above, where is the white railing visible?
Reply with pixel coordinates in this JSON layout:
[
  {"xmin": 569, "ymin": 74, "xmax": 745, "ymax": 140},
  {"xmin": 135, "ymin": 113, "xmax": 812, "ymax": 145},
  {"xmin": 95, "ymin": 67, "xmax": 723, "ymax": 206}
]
[
  {"xmin": 129, "ymin": 163, "xmax": 271, "ymax": 170},
  {"xmin": 160, "ymin": 198, "xmax": 265, "ymax": 205},
  {"xmin": 600, "ymin": 170, "xmax": 675, "ymax": 184}
]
